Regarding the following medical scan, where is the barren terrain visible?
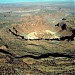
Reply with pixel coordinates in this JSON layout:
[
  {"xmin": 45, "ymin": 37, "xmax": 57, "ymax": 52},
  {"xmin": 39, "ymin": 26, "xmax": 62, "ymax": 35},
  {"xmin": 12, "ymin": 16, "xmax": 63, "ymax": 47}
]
[{"xmin": 0, "ymin": 1, "xmax": 75, "ymax": 75}]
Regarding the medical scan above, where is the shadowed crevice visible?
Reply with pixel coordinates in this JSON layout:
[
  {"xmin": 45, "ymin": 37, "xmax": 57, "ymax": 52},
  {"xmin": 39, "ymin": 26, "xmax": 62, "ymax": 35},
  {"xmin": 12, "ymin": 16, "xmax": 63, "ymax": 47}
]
[
  {"xmin": 0, "ymin": 49, "xmax": 74, "ymax": 61},
  {"xmin": 8, "ymin": 28, "xmax": 75, "ymax": 42},
  {"xmin": 8, "ymin": 28, "xmax": 24, "ymax": 39},
  {"xmin": 15, "ymin": 53, "xmax": 74, "ymax": 59}
]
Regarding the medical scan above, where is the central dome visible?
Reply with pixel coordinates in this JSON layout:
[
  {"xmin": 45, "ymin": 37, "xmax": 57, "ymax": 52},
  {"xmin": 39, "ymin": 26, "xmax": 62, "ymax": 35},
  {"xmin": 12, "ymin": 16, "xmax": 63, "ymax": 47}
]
[{"xmin": 11, "ymin": 16, "xmax": 59, "ymax": 39}]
